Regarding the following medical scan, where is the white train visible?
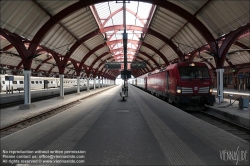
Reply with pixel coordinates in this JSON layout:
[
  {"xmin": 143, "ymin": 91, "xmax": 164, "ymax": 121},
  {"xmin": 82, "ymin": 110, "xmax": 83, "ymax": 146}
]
[{"xmin": 0, "ymin": 75, "xmax": 98, "ymax": 92}]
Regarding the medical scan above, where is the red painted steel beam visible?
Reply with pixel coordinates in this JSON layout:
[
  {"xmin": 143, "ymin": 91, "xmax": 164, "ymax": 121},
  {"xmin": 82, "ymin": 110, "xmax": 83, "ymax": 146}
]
[
  {"xmin": 141, "ymin": 42, "xmax": 169, "ymax": 65},
  {"xmin": 135, "ymin": 56, "xmax": 152, "ymax": 71},
  {"xmin": 1, "ymin": 44, "xmax": 14, "ymax": 52},
  {"xmin": 35, "ymin": 48, "xmax": 62, "ymax": 70},
  {"xmin": 70, "ymin": 60, "xmax": 81, "ymax": 76},
  {"xmin": 234, "ymin": 41, "xmax": 250, "ymax": 54},
  {"xmin": 28, "ymin": 0, "xmax": 217, "ymax": 64},
  {"xmin": 138, "ymin": 51, "xmax": 160, "ymax": 68},
  {"xmin": 89, "ymin": 52, "xmax": 110, "ymax": 72},
  {"xmin": 79, "ymin": 44, "xmax": 107, "ymax": 72},
  {"xmin": 35, "ymin": 57, "xmax": 53, "ymax": 72},
  {"xmin": 146, "ymin": 0, "xmax": 217, "ymax": 55},
  {"xmin": 62, "ymin": 29, "xmax": 100, "ymax": 72},
  {"xmin": 106, "ymin": 39, "xmax": 139, "ymax": 46},
  {"xmin": 147, "ymin": 28, "xmax": 185, "ymax": 61},
  {"xmin": 102, "ymin": 7, "xmax": 145, "ymax": 26},
  {"xmin": 170, "ymin": 0, "xmax": 212, "ymax": 40},
  {"xmin": 0, "ymin": 28, "xmax": 31, "ymax": 69},
  {"xmin": 100, "ymin": 25, "xmax": 146, "ymax": 33},
  {"xmin": 217, "ymin": 23, "xmax": 250, "ymax": 68}
]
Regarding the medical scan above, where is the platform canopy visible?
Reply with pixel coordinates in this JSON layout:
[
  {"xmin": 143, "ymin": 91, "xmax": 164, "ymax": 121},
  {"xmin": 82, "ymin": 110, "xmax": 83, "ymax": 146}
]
[{"xmin": 0, "ymin": 0, "xmax": 249, "ymax": 79}]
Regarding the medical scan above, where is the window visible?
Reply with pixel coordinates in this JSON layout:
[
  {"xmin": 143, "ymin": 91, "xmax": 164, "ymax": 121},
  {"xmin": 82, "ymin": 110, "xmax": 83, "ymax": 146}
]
[
  {"xmin": 20, "ymin": 81, "xmax": 24, "ymax": 84},
  {"xmin": 40, "ymin": 81, "xmax": 42, "ymax": 84},
  {"xmin": 179, "ymin": 66, "xmax": 209, "ymax": 79},
  {"xmin": 51, "ymin": 81, "xmax": 53, "ymax": 84},
  {"xmin": 228, "ymin": 74, "xmax": 233, "ymax": 85},
  {"xmin": 36, "ymin": 81, "xmax": 38, "ymax": 84},
  {"xmin": 31, "ymin": 81, "xmax": 34, "ymax": 84},
  {"xmin": 13, "ymin": 81, "xmax": 17, "ymax": 84},
  {"xmin": 2, "ymin": 81, "xmax": 5, "ymax": 84}
]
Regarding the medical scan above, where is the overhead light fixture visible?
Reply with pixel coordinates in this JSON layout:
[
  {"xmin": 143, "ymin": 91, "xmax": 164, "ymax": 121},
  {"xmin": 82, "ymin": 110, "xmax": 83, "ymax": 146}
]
[
  {"xmin": 139, "ymin": 33, "xmax": 144, "ymax": 41},
  {"xmin": 104, "ymin": 33, "xmax": 108, "ymax": 42}
]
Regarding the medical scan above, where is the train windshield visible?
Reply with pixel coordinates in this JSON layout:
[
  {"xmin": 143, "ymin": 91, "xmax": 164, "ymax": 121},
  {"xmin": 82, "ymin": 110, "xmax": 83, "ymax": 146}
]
[{"xmin": 178, "ymin": 66, "xmax": 210, "ymax": 79}]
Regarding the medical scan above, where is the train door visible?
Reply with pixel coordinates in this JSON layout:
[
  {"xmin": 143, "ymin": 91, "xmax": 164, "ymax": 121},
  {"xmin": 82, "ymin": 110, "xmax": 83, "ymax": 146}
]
[{"xmin": 166, "ymin": 71, "xmax": 169, "ymax": 91}]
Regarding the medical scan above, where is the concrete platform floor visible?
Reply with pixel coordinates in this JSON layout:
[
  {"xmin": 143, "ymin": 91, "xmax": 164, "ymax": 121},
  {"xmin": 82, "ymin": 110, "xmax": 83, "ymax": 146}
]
[{"xmin": 1, "ymin": 85, "xmax": 249, "ymax": 165}]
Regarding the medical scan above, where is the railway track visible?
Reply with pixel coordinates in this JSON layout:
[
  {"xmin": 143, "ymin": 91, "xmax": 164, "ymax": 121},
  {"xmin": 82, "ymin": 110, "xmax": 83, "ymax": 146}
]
[
  {"xmin": 0, "ymin": 86, "xmax": 115, "ymax": 138},
  {"xmin": 133, "ymin": 85, "xmax": 250, "ymax": 142},
  {"xmin": 188, "ymin": 110, "xmax": 250, "ymax": 142}
]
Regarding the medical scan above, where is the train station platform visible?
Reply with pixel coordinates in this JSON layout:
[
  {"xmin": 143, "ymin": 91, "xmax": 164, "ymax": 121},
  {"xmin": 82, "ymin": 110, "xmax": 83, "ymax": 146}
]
[
  {"xmin": 210, "ymin": 87, "xmax": 249, "ymax": 129},
  {"xmin": 1, "ymin": 85, "xmax": 249, "ymax": 165},
  {"xmin": 0, "ymin": 85, "xmax": 95, "ymax": 105},
  {"xmin": 0, "ymin": 85, "xmax": 113, "ymax": 129},
  {"xmin": 212, "ymin": 87, "xmax": 250, "ymax": 100}
]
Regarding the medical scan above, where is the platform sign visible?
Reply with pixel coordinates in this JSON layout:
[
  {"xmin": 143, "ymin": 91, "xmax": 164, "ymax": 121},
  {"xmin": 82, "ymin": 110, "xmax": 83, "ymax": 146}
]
[
  {"xmin": 105, "ymin": 63, "xmax": 121, "ymax": 69},
  {"xmin": 121, "ymin": 70, "xmax": 131, "ymax": 79},
  {"xmin": 238, "ymin": 74, "xmax": 244, "ymax": 79},
  {"xmin": 5, "ymin": 76, "xmax": 14, "ymax": 81},
  {"xmin": 131, "ymin": 61, "xmax": 146, "ymax": 69}
]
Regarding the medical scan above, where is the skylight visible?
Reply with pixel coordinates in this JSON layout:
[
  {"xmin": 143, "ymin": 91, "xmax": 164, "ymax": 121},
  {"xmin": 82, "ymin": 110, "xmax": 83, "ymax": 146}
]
[{"xmin": 91, "ymin": 1, "xmax": 154, "ymax": 62}]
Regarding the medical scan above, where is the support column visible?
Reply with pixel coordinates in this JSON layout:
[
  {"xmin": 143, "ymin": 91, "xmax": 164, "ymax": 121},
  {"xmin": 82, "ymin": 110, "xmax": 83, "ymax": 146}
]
[
  {"xmin": 76, "ymin": 76, "xmax": 80, "ymax": 94},
  {"xmin": 102, "ymin": 78, "xmax": 104, "ymax": 87},
  {"xmin": 19, "ymin": 70, "xmax": 35, "ymax": 109},
  {"xmin": 87, "ymin": 77, "xmax": 90, "ymax": 91},
  {"xmin": 59, "ymin": 74, "xmax": 64, "ymax": 98},
  {"xmin": 216, "ymin": 69, "xmax": 224, "ymax": 103},
  {"xmin": 93, "ymin": 78, "xmax": 96, "ymax": 89},
  {"xmin": 98, "ymin": 78, "xmax": 101, "ymax": 88}
]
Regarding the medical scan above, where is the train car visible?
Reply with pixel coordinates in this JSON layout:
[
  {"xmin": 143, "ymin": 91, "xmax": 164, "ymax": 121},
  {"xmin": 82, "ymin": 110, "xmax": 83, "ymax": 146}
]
[
  {"xmin": 134, "ymin": 73, "xmax": 148, "ymax": 90},
  {"xmin": 46, "ymin": 77, "xmax": 57, "ymax": 88},
  {"xmin": 147, "ymin": 62, "xmax": 215, "ymax": 110},
  {"xmin": 0, "ymin": 75, "xmax": 83, "ymax": 92},
  {"xmin": 61, "ymin": 78, "xmax": 77, "ymax": 87}
]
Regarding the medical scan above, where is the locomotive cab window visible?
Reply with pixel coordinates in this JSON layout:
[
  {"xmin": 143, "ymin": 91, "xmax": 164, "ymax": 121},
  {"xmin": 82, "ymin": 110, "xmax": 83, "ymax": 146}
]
[{"xmin": 179, "ymin": 66, "xmax": 209, "ymax": 79}]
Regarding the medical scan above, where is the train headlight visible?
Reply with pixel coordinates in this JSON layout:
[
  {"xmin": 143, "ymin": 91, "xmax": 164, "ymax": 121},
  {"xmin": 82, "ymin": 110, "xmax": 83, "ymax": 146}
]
[
  {"xmin": 176, "ymin": 86, "xmax": 182, "ymax": 93},
  {"xmin": 209, "ymin": 87, "xmax": 213, "ymax": 93}
]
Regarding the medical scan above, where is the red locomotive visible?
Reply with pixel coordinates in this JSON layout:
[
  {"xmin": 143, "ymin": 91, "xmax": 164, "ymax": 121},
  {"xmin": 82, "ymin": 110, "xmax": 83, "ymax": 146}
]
[{"xmin": 139, "ymin": 62, "xmax": 215, "ymax": 110}]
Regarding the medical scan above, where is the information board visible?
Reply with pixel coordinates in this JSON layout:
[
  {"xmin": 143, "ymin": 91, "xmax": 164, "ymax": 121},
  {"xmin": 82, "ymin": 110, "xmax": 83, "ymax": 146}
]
[
  {"xmin": 5, "ymin": 76, "xmax": 14, "ymax": 81},
  {"xmin": 121, "ymin": 70, "xmax": 131, "ymax": 79},
  {"xmin": 105, "ymin": 63, "xmax": 121, "ymax": 69},
  {"xmin": 131, "ymin": 61, "xmax": 146, "ymax": 68}
]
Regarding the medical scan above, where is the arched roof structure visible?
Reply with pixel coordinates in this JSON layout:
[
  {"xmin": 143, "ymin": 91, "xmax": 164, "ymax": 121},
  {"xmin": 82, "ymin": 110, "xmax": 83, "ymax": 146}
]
[{"xmin": 0, "ymin": 0, "xmax": 249, "ymax": 79}]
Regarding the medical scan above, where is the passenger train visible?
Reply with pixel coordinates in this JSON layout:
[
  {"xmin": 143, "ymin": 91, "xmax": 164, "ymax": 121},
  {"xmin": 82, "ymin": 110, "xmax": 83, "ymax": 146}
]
[
  {"xmin": 131, "ymin": 62, "xmax": 215, "ymax": 110},
  {"xmin": 0, "ymin": 75, "xmax": 96, "ymax": 92}
]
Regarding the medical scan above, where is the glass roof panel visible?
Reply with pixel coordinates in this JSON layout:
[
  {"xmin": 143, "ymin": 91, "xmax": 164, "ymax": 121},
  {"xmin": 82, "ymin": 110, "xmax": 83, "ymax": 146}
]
[{"xmin": 92, "ymin": 1, "xmax": 153, "ymax": 62}]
